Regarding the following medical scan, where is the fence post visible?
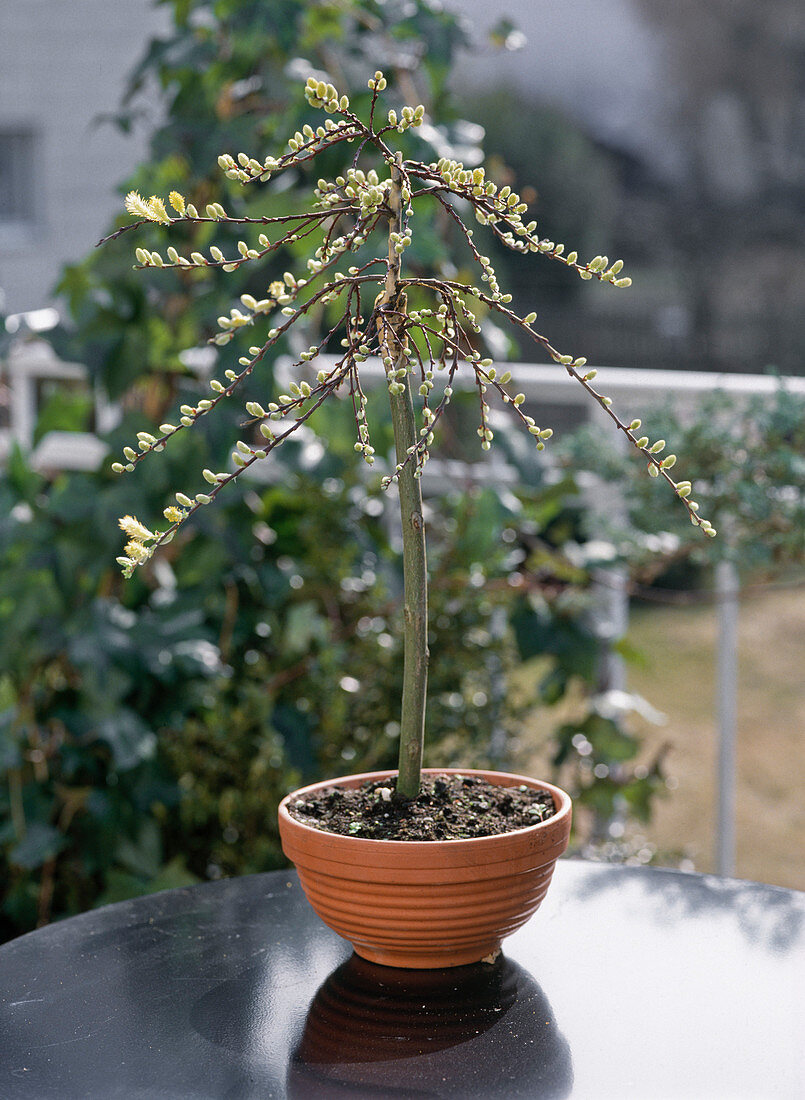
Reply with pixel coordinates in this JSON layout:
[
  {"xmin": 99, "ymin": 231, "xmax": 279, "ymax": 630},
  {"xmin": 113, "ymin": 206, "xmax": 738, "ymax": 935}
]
[
  {"xmin": 715, "ymin": 557, "xmax": 739, "ymax": 877},
  {"xmin": 586, "ymin": 410, "xmax": 629, "ymax": 695},
  {"xmin": 7, "ymin": 343, "xmax": 38, "ymax": 448}
]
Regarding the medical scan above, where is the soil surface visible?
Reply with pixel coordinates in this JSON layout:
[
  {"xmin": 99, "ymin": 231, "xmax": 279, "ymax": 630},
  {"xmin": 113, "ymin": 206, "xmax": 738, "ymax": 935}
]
[{"xmin": 287, "ymin": 774, "xmax": 557, "ymax": 841}]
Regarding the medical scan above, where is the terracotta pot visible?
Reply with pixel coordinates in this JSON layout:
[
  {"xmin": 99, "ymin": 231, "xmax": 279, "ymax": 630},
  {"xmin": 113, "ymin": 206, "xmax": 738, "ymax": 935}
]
[{"xmin": 278, "ymin": 767, "xmax": 572, "ymax": 969}]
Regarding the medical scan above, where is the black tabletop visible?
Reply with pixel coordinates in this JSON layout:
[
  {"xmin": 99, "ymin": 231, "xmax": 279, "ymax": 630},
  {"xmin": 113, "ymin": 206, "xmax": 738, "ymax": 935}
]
[{"xmin": 0, "ymin": 861, "xmax": 802, "ymax": 1099}]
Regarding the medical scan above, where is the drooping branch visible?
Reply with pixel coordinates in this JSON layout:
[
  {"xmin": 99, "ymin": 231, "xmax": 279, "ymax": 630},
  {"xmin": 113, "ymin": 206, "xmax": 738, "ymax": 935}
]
[{"xmin": 110, "ymin": 69, "xmax": 714, "ymax": 596}]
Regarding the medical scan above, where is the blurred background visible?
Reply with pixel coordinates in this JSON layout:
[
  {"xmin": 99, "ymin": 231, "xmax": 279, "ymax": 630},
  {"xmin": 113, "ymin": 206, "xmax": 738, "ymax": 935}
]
[{"xmin": 0, "ymin": 0, "xmax": 803, "ymax": 941}]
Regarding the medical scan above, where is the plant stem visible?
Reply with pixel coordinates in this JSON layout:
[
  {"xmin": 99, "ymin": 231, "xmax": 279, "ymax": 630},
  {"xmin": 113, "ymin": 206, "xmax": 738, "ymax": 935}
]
[
  {"xmin": 380, "ymin": 158, "xmax": 428, "ymax": 799},
  {"xmin": 9, "ymin": 767, "xmax": 25, "ymax": 840}
]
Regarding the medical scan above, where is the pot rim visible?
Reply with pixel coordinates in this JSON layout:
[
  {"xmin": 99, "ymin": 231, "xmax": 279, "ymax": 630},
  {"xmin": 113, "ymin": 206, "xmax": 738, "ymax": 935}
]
[{"xmin": 278, "ymin": 766, "xmax": 572, "ymax": 850}]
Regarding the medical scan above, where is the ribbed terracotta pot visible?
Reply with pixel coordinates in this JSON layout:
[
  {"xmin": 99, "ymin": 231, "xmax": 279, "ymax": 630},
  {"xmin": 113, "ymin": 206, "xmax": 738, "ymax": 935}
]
[{"xmin": 278, "ymin": 767, "xmax": 572, "ymax": 969}]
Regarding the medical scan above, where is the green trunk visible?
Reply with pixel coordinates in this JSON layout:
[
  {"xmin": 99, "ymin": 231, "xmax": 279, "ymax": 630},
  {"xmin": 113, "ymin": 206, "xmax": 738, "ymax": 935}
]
[{"xmin": 381, "ymin": 161, "xmax": 428, "ymax": 800}]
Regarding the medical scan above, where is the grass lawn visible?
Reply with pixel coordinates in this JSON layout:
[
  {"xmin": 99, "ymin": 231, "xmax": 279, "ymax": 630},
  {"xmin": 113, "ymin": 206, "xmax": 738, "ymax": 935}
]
[{"xmin": 520, "ymin": 584, "xmax": 805, "ymax": 891}]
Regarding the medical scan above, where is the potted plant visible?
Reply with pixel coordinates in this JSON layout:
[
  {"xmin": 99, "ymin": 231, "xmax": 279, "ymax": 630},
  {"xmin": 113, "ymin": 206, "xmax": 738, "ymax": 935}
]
[{"xmin": 107, "ymin": 71, "xmax": 712, "ymax": 967}]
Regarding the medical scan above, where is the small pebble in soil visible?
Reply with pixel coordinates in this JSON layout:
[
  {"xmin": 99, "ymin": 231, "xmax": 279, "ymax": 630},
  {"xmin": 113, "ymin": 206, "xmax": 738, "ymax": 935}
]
[{"xmin": 287, "ymin": 774, "xmax": 557, "ymax": 841}]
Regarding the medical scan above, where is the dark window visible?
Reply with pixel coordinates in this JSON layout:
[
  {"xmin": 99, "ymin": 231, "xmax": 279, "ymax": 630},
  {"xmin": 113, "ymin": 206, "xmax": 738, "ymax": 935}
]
[
  {"xmin": 0, "ymin": 129, "xmax": 36, "ymax": 225},
  {"xmin": 0, "ymin": 372, "xmax": 9, "ymax": 430}
]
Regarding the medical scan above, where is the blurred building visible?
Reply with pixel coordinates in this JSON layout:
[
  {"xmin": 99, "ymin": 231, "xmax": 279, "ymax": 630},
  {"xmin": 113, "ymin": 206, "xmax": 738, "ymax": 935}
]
[
  {"xmin": 2, "ymin": 0, "xmax": 803, "ymax": 374},
  {"xmin": 0, "ymin": 0, "xmax": 167, "ymax": 316},
  {"xmin": 454, "ymin": 0, "xmax": 805, "ymax": 376}
]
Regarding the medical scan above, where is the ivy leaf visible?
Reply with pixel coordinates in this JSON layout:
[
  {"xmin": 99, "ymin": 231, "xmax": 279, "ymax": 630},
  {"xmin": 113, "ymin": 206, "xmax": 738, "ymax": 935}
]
[
  {"xmin": 96, "ymin": 712, "xmax": 157, "ymax": 771},
  {"xmin": 10, "ymin": 824, "xmax": 67, "ymax": 871},
  {"xmin": 115, "ymin": 820, "xmax": 163, "ymax": 879},
  {"xmin": 284, "ymin": 601, "xmax": 330, "ymax": 656},
  {"xmin": 94, "ymin": 857, "xmax": 199, "ymax": 907},
  {"xmin": 0, "ymin": 708, "xmax": 22, "ymax": 769}
]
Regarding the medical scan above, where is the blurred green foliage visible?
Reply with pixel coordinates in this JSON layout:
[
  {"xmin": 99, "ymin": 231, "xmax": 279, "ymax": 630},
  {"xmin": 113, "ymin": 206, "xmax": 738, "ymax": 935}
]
[
  {"xmin": 561, "ymin": 385, "xmax": 805, "ymax": 580},
  {"xmin": 0, "ymin": 430, "xmax": 616, "ymax": 938},
  {"xmin": 0, "ymin": 0, "xmax": 681, "ymax": 940}
]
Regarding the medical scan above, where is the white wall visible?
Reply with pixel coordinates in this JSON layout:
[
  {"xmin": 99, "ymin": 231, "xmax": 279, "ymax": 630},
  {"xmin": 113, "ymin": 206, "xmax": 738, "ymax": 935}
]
[
  {"xmin": 451, "ymin": 0, "xmax": 680, "ymax": 176},
  {"xmin": 0, "ymin": 0, "xmax": 167, "ymax": 314},
  {"xmin": 0, "ymin": 0, "xmax": 676, "ymax": 316}
]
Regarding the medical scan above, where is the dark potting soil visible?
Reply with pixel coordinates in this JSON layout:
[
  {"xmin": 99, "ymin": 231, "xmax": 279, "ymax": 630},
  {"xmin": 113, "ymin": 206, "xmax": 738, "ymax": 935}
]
[{"xmin": 286, "ymin": 774, "xmax": 557, "ymax": 841}]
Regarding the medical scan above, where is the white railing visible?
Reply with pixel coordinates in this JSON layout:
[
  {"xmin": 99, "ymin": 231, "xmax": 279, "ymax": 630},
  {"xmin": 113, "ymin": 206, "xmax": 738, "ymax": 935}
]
[
  {"xmin": 0, "ymin": 337, "xmax": 119, "ymax": 470},
  {"xmin": 4, "ymin": 337, "xmax": 803, "ymax": 874}
]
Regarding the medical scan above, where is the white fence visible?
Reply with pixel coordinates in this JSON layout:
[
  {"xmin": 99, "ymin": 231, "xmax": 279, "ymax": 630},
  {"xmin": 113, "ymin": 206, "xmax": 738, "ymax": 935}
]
[
  {"xmin": 3, "ymin": 337, "xmax": 804, "ymax": 874},
  {"xmin": 316, "ymin": 357, "xmax": 804, "ymax": 875},
  {"xmin": 0, "ymin": 337, "xmax": 118, "ymax": 471}
]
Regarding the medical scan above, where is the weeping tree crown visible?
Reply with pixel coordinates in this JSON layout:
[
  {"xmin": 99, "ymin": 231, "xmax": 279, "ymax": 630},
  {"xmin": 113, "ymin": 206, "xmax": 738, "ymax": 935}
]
[{"xmin": 108, "ymin": 70, "xmax": 713, "ymax": 797}]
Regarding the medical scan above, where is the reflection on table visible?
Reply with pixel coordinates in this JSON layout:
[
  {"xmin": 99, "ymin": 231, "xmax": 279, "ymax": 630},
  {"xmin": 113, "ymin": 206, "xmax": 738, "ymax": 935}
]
[
  {"xmin": 0, "ymin": 861, "xmax": 802, "ymax": 1098},
  {"xmin": 287, "ymin": 952, "xmax": 571, "ymax": 1097}
]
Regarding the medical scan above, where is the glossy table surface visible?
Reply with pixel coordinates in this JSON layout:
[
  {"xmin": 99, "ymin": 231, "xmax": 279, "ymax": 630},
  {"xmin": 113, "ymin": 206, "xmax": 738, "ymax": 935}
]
[{"xmin": 0, "ymin": 861, "xmax": 802, "ymax": 1099}]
